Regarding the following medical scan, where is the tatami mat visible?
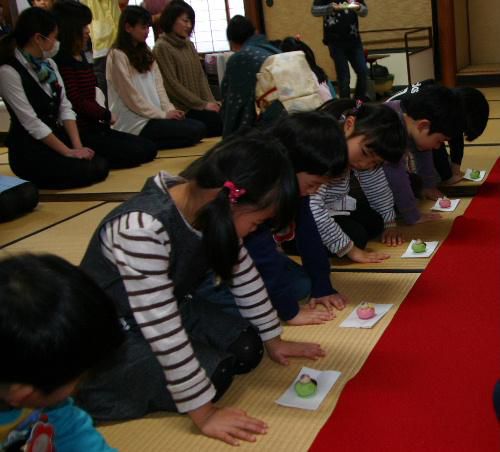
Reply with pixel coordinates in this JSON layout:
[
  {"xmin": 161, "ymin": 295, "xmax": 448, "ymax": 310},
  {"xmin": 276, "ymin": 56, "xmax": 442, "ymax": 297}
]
[
  {"xmin": 443, "ymin": 146, "xmax": 500, "ymax": 196},
  {"xmin": 0, "ymin": 202, "xmax": 118, "ymax": 264},
  {"xmin": 35, "ymin": 157, "xmax": 195, "ymax": 201},
  {"xmin": 98, "ymin": 272, "xmax": 420, "ymax": 452},
  {"xmin": 0, "ymin": 153, "xmax": 7, "ymax": 165},
  {"xmin": 479, "ymin": 87, "xmax": 500, "ymax": 100},
  {"xmin": 0, "ymin": 201, "xmax": 104, "ymax": 248},
  {"xmin": 326, "ymin": 197, "xmax": 472, "ymax": 273},
  {"xmin": 472, "ymin": 118, "xmax": 500, "ymax": 145},
  {"xmin": 489, "ymin": 100, "xmax": 500, "ymax": 118},
  {"xmin": 157, "ymin": 136, "xmax": 220, "ymax": 159}
]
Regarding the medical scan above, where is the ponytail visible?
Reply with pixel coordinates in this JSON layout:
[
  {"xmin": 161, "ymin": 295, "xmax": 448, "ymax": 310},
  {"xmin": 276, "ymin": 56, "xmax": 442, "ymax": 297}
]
[
  {"xmin": 194, "ymin": 190, "xmax": 239, "ymax": 280},
  {"xmin": 181, "ymin": 131, "xmax": 297, "ymax": 280}
]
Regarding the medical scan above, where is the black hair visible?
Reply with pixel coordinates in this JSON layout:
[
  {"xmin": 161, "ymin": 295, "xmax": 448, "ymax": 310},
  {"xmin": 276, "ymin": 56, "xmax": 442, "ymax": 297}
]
[
  {"xmin": 319, "ymin": 99, "xmax": 407, "ymax": 164},
  {"xmin": 400, "ymin": 84, "xmax": 461, "ymax": 138},
  {"xmin": 159, "ymin": 0, "xmax": 195, "ymax": 35},
  {"xmin": 180, "ymin": 131, "xmax": 297, "ymax": 280},
  {"xmin": 114, "ymin": 6, "xmax": 154, "ymax": 73},
  {"xmin": 268, "ymin": 111, "xmax": 347, "ymax": 177},
  {"xmin": 0, "ymin": 7, "xmax": 56, "ymax": 64},
  {"xmin": 226, "ymin": 15, "xmax": 255, "ymax": 45},
  {"xmin": 52, "ymin": 0, "xmax": 92, "ymax": 57},
  {"xmin": 453, "ymin": 86, "xmax": 489, "ymax": 141},
  {"xmin": 280, "ymin": 37, "xmax": 328, "ymax": 84},
  {"xmin": 0, "ymin": 253, "xmax": 123, "ymax": 394}
]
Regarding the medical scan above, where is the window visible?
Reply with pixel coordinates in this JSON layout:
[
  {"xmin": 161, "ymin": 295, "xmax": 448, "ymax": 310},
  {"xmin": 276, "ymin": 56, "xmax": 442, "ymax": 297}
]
[
  {"xmin": 127, "ymin": 0, "xmax": 245, "ymax": 52},
  {"xmin": 186, "ymin": 0, "xmax": 245, "ymax": 53}
]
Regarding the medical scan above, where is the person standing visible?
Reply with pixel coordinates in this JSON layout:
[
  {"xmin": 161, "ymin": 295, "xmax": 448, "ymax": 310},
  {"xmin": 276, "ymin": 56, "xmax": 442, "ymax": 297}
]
[
  {"xmin": 312, "ymin": 0, "xmax": 368, "ymax": 100},
  {"xmin": 81, "ymin": 0, "xmax": 126, "ymax": 101}
]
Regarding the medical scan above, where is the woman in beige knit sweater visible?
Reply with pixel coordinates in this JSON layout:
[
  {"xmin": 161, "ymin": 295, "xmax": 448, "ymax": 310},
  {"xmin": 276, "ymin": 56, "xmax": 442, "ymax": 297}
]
[{"xmin": 153, "ymin": 1, "xmax": 222, "ymax": 137}]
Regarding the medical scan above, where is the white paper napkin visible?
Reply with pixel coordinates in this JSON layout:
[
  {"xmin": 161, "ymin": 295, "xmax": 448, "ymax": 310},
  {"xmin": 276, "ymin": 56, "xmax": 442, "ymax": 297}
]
[
  {"xmin": 401, "ymin": 240, "xmax": 439, "ymax": 258},
  {"xmin": 431, "ymin": 198, "xmax": 460, "ymax": 212},
  {"xmin": 464, "ymin": 168, "xmax": 486, "ymax": 182},
  {"xmin": 275, "ymin": 367, "xmax": 341, "ymax": 411},
  {"xmin": 339, "ymin": 303, "xmax": 393, "ymax": 329}
]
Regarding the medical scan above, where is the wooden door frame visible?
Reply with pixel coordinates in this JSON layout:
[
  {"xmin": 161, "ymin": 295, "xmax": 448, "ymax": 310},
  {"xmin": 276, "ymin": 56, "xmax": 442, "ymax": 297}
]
[{"xmin": 243, "ymin": 0, "xmax": 265, "ymax": 33}]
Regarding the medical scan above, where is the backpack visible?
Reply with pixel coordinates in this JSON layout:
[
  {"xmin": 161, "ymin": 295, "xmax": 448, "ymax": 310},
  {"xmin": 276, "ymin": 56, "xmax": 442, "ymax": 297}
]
[{"xmin": 255, "ymin": 51, "xmax": 324, "ymax": 115}]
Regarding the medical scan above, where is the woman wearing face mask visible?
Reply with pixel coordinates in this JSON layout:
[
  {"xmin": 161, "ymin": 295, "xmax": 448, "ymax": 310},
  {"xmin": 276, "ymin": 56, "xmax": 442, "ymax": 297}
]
[{"xmin": 0, "ymin": 7, "xmax": 109, "ymax": 189}]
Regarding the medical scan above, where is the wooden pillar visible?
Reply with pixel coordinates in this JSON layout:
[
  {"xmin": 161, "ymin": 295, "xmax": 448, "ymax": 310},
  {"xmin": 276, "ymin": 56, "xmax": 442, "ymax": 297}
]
[
  {"xmin": 243, "ymin": 0, "xmax": 265, "ymax": 33},
  {"xmin": 437, "ymin": 0, "xmax": 457, "ymax": 87}
]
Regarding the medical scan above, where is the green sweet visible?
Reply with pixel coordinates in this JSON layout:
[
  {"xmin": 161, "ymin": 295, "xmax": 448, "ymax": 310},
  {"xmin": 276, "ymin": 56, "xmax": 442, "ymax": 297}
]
[
  {"xmin": 294, "ymin": 381, "xmax": 317, "ymax": 398},
  {"xmin": 412, "ymin": 242, "xmax": 427, "ymax": 253},
  {"xmin": 470, "ymin": 169, "xmax": 481, "ymax": 179}
]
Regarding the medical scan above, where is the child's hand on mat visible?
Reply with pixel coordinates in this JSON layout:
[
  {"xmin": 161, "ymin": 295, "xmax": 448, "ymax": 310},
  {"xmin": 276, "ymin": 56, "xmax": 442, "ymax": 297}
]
[
  {"xmin": 287, "ymin": 305, "xmax": 335, "ymax": 326},
  {"xmin": 309, "ymin": 293, "xmax": 348, "ymax": 311},
  {"xmin": 381, "ymin": 227, "xmax": 404, "ymax": 246},
  {"xmin": 265, "ymin": 337, "xmax": 326, "ymax": 365},
  {"xmin": 422, "ymin": 187, "xmax": 444, "ymax": 200},
  {"xmin": 347, "ymin": 246, "xmax": 390, "ymax": 263},
  {"xmin": 416, "ymin": 212, "xmax": 442, "ymax": 224},
  {"xmin": 189, "ymin": 403, "xmax": 268, "ymax": 446}
]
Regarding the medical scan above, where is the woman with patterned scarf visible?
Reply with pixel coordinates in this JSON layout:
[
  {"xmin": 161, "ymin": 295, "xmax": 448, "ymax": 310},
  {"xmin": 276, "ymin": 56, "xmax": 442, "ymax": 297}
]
[{"xmin": 0, "ymin": 7, "xmax": 109, "ymax": 189}]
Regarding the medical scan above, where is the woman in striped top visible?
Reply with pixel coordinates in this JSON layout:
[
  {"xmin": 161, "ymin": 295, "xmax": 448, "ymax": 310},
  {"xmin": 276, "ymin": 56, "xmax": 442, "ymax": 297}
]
[
  {"xmin": 311, "ymin": 101, "xmax": 407, "ymax": 263},
  {"xmin": 78, "ymin": 132, "xmax": 325, "ymax": 446},
  {"xmin": 53, "ymin": 0, "xmax": 158, "ymax": 169}
]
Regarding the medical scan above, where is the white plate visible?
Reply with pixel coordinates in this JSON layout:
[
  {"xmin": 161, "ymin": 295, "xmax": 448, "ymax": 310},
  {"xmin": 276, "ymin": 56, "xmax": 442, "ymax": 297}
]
[
  {"xmin": 464, "ymin": 168, "xmax": 486, "ymax": 182},
  {"xmin": 401, "ymin": 240, "xmax": 439, "ymax": 258},
  {"xmin": 431, "ymin": 198, "xmax": 460, "ymax": 212}
]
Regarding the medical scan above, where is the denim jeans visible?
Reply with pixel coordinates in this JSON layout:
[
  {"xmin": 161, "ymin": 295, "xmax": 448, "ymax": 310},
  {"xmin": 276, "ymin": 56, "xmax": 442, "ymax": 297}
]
[
  {"xmin": 328, "ymin": 39, "xmax": 368, "ymax": 99},
  {"xmin": 196, "ymin": 256, "xmax": 312, "ymax": 320}
]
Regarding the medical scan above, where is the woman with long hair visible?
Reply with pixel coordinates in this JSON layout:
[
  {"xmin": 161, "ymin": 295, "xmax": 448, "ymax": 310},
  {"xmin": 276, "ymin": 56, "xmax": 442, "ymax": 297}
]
[
  {"xmin": 106, "ymin": 6, "xmax": 206, "ymax": 150},
  {"xmin": 53, "ymin": 0, "xmax": 157, "ymax": 169}
]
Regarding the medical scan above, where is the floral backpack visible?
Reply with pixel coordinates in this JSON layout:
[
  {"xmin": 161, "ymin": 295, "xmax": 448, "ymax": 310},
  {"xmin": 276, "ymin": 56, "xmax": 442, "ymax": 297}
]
[{"xmin": 255, "ymin": 51, "xmax": 324, "ymax": 116}]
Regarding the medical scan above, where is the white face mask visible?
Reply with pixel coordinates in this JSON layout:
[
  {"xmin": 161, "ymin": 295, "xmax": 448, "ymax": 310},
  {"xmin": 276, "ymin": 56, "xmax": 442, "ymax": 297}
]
[{"xmin": 42, "ymin": 40, "xmax": 60, "ymax": 59}]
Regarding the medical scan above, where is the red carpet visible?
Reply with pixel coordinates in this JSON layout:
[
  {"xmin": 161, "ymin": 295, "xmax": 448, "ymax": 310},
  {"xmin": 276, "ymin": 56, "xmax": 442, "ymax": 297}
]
[{"xmin": 311, "ymin": 159, "xmax": 500, "ymax": 452}]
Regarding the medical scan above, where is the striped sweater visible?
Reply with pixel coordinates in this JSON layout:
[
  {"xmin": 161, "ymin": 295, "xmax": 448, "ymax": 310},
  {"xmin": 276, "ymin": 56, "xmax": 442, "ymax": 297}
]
[
  {"xmin": 310, "ymin": 166, "xmax": 396, "ymax": 256},
  {"xmin": 55, "ymin": 53, "xmax": 111, "ymax": 131},
  {"xmin": 99, "ymin": 173, "xmax": 282, "ymax": 413}
]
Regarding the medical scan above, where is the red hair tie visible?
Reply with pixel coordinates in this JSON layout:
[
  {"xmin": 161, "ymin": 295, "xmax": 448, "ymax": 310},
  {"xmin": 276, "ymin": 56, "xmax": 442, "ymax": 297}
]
[{"xmin": 223, "ymin": 181, "xmax": 246, "ymax": 204}]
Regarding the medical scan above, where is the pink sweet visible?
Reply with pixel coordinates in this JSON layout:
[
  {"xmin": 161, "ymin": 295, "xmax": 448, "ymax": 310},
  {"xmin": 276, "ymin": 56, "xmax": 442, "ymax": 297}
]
[
  {"xmin": 356, "ymin": 302, "xmax": 376, "ymax": 320},
  {"xmin": 438, "ymin": 197, "xmax": 451, "ymax": 208}
]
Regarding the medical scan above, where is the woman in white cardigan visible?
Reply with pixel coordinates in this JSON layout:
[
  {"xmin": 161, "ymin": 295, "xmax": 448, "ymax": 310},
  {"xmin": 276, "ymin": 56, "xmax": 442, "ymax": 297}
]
[{"xmin": 106, "ymin": 6, "xmax": 206, "ymax": 150}]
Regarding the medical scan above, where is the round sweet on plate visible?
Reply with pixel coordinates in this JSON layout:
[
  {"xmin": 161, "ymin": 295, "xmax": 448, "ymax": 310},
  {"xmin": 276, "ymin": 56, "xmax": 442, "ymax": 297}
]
[
  {"xmin": 411, "ymin": 239, "xmax": 427, "ymax": 253},
  {"xmin": 356, "ymin": 302, "xmax": 376, "ymax": 320},
  {"xmin": 295, "ymin": 374, "xmax": 318, "ymax": 398}
]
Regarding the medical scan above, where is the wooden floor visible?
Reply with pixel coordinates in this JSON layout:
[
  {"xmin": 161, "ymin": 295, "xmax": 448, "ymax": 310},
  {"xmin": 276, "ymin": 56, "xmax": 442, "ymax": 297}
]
[{"xmin": 0, "ymin": 88, "xmax": 499, "ymax": 452}]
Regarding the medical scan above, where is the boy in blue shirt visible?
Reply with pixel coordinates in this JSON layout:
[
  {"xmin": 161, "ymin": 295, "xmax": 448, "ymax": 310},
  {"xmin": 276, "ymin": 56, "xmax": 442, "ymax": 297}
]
[{"xmin": 0, "ymin": 253, "xmax": 123, "ymax": 451}]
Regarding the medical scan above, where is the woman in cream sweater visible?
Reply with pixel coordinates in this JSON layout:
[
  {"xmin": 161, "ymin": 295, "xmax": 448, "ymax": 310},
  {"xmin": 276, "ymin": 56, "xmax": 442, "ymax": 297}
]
[{"xmin": 107, "ymin": 6, "xmax": 206, "ymax": 150}]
